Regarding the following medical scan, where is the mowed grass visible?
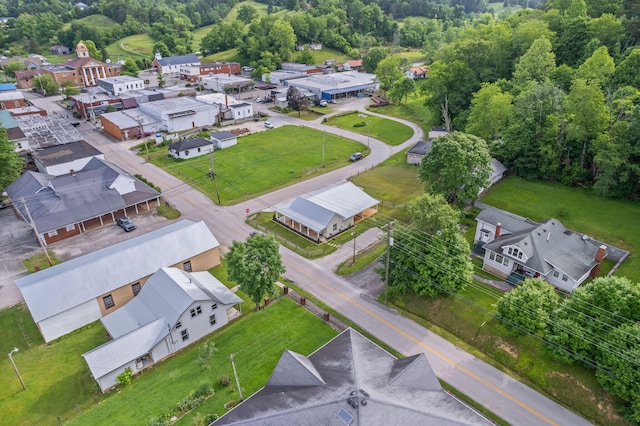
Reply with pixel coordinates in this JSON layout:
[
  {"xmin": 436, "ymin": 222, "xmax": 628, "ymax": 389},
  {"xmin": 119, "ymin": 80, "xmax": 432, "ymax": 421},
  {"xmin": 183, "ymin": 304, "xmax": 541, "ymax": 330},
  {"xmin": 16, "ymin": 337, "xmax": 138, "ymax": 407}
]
[
  {"xmin": 62, "ymin": 14, "xmax": 117, "ymax": 31},
  {"xmin": 324, "ymin": 112, "xmax": 413, "ymax": 146},
  {"xmin": 481, "ymin": 176, "xmax": 640, "ymax": 282},
  {"xmin": 201, "ymin": 48, "xmax": 248, "ymax": 65},
  {"xmin": 106, "ymin": 34, "xmax": 154, "ymax": 63},
  {"xmin": 149, "ymin": 125, "xmax": 367, "ymax": 205},
  {"xmin": 67, "ymin": 298, "xmax": 337, "ymax": 425},
  {"xmin": 0, "ymin": 305, "xmax": 110, "ymax": 425},
  {"xmin": 369, "ymin": 89, "xmax": 434, "ymax": 134}
]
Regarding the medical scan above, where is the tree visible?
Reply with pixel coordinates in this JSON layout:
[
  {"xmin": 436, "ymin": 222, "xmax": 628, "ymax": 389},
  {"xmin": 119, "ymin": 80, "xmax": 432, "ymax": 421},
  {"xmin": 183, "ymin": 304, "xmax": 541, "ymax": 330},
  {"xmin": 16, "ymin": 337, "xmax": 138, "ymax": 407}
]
[
  {"xmin": 374, "ymin": 55, "xmax": 406, "ymax": 95},
  {"xmin": 32, "ymin": 74, "xmax": 59, "ymax": 96},
  {"xmin": 121, "ymin": 57, "xmax": 140, "ymax": 77},
  {"xmin": 388, "ymin": 78, "xmax": 415, "ymax": 105},
  {"xmin": 0, "ymin": 128, "xmax": 23, "ymax": 191},
  {"xmin": 3, "ymin": 61, "xmax": 24, "ymax": 78},
  {"xmin": 157, "ymin": 72, "xmax": 166, "ymax": 88},
  {"xmin": 575, "ymin": 46, "xmax": 615, "ymax": 88},
  {"xmin": 513, "ymin": 37, "xmax": 556, "ymax": 84},
  {"xmin": 295, "ymin": 50, "xmax": 315, "ymax": 65},
  {"xmin": 496, "ymin": 278, "xmax": 561, "ymax": 335},
  {"xmin": 612, "ymin": 48, "xmax": 640, "ymax": 89},
  {"xmin": 63, "ymin": 86, "xmax": 80, "ymax": 97},
  {"xmin": 80, "ymin": 40, "xmax": 101, "ymax": 60},
  {"xmin": 418, "ymin": 132, "xmax": 492, "ymax": 204},
  {"xmin": 237, "ymin": 5, "xmax": 258, "ymax": 24},
  {"xmin": 197, "ymin": 342, "xmax": 218, "ymax": 369},
  {"xmin": 287, "ymin": 86, "xmax": 308, "ymax": 116},
  {"xmin": 226, "ymin": 234, "xmax": 286, "ymax": 309},
  {"xmin": 465, "ymin": 82, "xmax": 513, "ymax": 142},
  {"xmin": 362, "ymin": 46, "xmax": 389, "ymax": 73},
  {"xmin": 384, "ymin": 194, "xmax": 471, "ymax": 298}
]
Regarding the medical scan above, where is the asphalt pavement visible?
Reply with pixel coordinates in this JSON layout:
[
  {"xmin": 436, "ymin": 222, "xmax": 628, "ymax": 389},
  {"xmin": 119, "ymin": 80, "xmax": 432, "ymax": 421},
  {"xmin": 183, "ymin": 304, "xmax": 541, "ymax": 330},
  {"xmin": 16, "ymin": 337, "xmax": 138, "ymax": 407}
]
[{"xmin": 7, "ymin": 93, "xmax": 593, "ymax": 426}]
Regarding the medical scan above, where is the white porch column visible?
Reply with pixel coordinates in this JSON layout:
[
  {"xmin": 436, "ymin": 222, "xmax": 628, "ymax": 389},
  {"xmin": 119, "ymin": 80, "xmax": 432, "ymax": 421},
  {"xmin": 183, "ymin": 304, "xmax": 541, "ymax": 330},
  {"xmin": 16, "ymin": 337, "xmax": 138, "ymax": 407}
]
[
  {"xmin": 82, "ymin": 68, "xmax": 89, "ymax": 86},
  {"xmin": 102, "ymin": 66, "xmax": 107, "ymax": 78}
]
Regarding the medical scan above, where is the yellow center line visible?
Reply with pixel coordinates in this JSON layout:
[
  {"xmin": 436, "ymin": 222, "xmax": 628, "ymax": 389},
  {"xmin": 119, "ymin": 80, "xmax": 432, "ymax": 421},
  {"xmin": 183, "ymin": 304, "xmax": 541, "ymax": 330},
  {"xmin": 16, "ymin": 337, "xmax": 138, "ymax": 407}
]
[{"xmin": 290, "ymin": 262, "xmax": 559, "ymax": 426}]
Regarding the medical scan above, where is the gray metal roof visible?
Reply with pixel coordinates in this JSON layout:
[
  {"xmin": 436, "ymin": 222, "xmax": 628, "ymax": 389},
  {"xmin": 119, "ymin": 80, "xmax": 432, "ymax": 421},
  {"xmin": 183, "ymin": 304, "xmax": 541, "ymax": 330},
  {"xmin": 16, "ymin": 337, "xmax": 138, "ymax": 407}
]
[
  {"xmin": 304, "ymin": 182, "xmax": 378, "ymax": 219},
  {"xmin": 15, "ymin": 220, "xmax": 219, "ymax": 323},
  {"xmin": 32, "ymin": 140, "xmax": 102, "ymax": 167},
  {"xmin": 214, "ymin": 329, "xmax": 492, "ymax": 425},
  {"xmin": 277, "ymin": 197, "xmax": 336, "ymax": 232},
  {"xmin": 483, "ymin": 219, "xmax": 600, "ymax": 280},
  {"xmin": 85, "ymin": 268, "xmax": 241, "ymax": 380},
  {"xmin": 169, "ymin": 137, "xmax": 213, "ymax": 152},
  {"xmin": 157, "ymin": 54, "xmax": 199, "ymax": 66},
  {"xmin": 5, "ymin": 157, "xmax": 159, "ymax": 234},
  {"xmin": 82, "ymin": 318, "xmax": 166, "ymax": 380},
  {"xmin": 407, "ymin": 139, "xmax": 432, "ymax": 156},
  {"xmin": 210, "ymin": 131, "xmax": 236, "ymax": 141}
]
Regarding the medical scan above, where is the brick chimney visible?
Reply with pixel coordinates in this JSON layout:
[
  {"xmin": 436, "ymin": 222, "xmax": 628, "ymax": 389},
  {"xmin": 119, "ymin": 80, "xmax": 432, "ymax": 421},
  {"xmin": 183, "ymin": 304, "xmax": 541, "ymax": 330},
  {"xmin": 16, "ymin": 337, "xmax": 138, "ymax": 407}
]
[
  {"xmin": 70, "ymin": 169, "xmax": 76, "ymax": 176},
  {"xmin": 589, "ymin": 245, "xmax": 607, "ymax": 278},
  {"xmin": 494, "ymin": 222, "xmax": 502, "ymax": 239}
]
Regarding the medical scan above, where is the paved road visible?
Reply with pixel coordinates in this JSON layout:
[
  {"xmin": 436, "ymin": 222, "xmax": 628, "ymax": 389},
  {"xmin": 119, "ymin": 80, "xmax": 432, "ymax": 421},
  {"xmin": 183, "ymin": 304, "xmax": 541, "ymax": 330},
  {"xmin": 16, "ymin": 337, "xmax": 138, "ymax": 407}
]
[{"xmin": 72, "ymin": 104, "xmax": 592, "ymax": 426}]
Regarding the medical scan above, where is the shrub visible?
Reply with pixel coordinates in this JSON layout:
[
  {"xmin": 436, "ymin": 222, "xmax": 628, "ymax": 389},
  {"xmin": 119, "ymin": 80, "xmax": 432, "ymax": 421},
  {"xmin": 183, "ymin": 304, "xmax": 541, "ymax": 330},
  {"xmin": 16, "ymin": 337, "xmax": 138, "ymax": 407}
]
[
  {"xmin": 147, "ymin": 415, "xmax": 171, "ymax": 426},
  {"xmin": 194, "ymin": 383, "xmax": 214, "ymax": 398},
  {"xmin": 116, "ymin": 367, "xmax": 133, "ymax": 387},
  {"xmin": 134, "ymin": 174, "xmax": 161, "ymax": 193},
  {"xmin": 353, "ymin": 121, "xmax": 367, "ymax": 128},
  {"xmin": 218, "ymin": 374, "xmax": 232, "ymax": 387},
  {"xmin": 224, "ymin": 400, "xmax": 238, "ymax": 410}
]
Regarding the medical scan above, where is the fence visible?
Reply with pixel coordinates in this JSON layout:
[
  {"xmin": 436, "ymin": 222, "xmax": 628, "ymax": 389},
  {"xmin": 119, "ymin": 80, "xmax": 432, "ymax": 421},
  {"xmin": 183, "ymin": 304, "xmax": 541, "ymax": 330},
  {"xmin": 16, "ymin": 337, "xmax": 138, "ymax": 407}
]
[
  {"xmin": 249, "ymin": 222, "xmax": 326, "ymax": 258},
  {"xmin": 277, "ymin": 287, "xmax": 349, "ymax": 333}
]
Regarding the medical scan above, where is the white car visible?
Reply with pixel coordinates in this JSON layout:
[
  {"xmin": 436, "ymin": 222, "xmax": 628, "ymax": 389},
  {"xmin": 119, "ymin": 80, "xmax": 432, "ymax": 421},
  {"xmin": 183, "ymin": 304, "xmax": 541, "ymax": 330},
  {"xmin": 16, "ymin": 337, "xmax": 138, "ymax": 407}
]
[{"xmin": 264, "ymin": 121, "xmax": 274, "ymax": 129}]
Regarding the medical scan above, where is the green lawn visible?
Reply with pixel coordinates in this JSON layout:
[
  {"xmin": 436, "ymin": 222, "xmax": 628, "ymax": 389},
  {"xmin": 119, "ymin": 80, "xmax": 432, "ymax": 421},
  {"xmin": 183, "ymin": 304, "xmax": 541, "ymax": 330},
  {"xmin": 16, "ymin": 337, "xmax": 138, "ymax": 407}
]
[
  {"xmin": 324, "ymin": 112, "xmax": 413, "ymax": 146},
  {"xmin": 481, "ymin": 176, "xmax": 640, "ymax": 282},
  {"xmin": 66, "ymin": 298, "xmax": 336, "ymax": 425},
  {"xmin": 193, "ymin": 25, "xmax": 214, "ymax": 50},
  {"xmin": 368, "ymin": 89, "xmax": 434, "ymax": 134},
  {"xmin": 23, "ymin": 251, "xmax": 61, "ymax": 272},
  {"xmin": 106, "ymin": 34, "xmax": 155, "ymax": 63},
  {"xmin": 201, "ymin": 48, "xmax": 248, "ymax": 65},
  {"xmin": 336, "ymin": 241, "xmax": 386, "ymax": 275},
  {"xmin": 62, "ymin": 14, "xmax": 117, "ymax": 31},
  {"xmin": 148, "ymin": 125, "xmax": 368, "ymax": 205}
]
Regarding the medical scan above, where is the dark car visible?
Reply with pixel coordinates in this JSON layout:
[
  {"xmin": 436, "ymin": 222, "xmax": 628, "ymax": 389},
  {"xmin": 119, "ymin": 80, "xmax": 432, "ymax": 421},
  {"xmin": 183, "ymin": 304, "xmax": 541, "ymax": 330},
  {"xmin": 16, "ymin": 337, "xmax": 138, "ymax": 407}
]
[
  {"xmin": 116, "ymin": 217, "xmax": 137, "ymax": 232},
  {"xmin": 349, "ymin": 152, "xmax": 363, "ymax": 161}
]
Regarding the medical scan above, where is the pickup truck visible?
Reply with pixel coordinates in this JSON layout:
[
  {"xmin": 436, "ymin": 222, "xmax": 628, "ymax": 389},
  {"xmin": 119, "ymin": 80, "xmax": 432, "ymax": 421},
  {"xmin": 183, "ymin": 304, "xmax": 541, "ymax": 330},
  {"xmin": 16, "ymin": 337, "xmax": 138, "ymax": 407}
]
[{"xmin": 116, "ymin": 217, "xmax": 137, "ymax": 232}]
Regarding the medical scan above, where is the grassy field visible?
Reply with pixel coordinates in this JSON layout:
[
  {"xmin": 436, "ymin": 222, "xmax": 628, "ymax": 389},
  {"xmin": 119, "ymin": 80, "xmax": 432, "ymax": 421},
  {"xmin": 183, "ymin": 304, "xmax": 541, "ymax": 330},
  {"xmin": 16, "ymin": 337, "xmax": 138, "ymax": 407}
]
[
  {"xmin": 147, "ymin": 126, "xmax": 367, "ymax": 205},
  {"xmin": 22, "ymin": 251, "xmax": 61, "ymax": 272},
  {"xmin": 336, "ymin": 241, "xmax": 386, "ymax": 275},
  {"xmin": 62, "ymin": 14, "xmax": 117, "ymax": 31},
  {"xmin": 201, "ymin": 48, "xmax": 248, "ymax": 65},
  {"xmin": 369, "ymin": 89, "xmax": 434, "ymax": 134},
  {"xmin": 481, "ymin": 176, "xmax": 640, "ymax": 282},
  {"xmin": 193, "ymin": 24, "xmax": 215, "ymax": 49},
  {"xmin": 324, "ymin": 112, "xmax": 413, "ymax": 146},
  {"xmin": 106, "ymin": 34, "xmax": 154, "ymax": 63}
]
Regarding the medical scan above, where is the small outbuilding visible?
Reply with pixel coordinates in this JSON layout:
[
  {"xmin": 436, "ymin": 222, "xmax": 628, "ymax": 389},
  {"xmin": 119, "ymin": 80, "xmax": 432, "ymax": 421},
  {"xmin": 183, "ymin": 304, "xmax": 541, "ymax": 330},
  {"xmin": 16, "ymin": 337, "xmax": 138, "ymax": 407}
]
[
  {"xmin": 210, "ymin": 131, "xmax": 237, "ymax": 149},
  {"xmin": 168, "ymin": 137, "xmax": 215, "ymax": 159}
]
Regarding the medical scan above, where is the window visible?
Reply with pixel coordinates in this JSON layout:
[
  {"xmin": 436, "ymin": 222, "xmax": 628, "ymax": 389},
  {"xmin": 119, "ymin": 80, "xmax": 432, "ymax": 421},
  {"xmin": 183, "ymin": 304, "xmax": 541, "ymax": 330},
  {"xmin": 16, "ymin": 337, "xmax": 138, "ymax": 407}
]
[
  {"xmin": 175, "ymin": 321, "xmax": 182, "ymax": 329},
  {"xmin": 209, "ymin": 314, "xmax": 217, "ymax": 325},
  {"xmin": 132, "ymin": 282, "xmax": 141, "ymax": 296},
  {"xmin": 183, "ymin": 261, "xmax": 192, "ymax": 272},
  {"xmin": 332, "ymin": 223, "xmax": 337, "ymax": 231},
  {"xmin": 48, "ymin": 230, "xmax": 58, "ymax": 237},
  {"xmin": 65, "ymin": 224, "xmax": 75, "ymax": 232},
  {"xmin": 211, "ymin": 303, "xmax": 218, "ymax": 311},
  {"xmin": 14, "ymin": 101, "xmax": 20, "ymax": 107},
  {"xmin": 103, "ymin": 294, "xmax": 114, "ymax": 309},
  {"xmin": 197, "ymin": 147, "xmax": 201, "ymax": 152},
  {"xmin": 0, "ymin": 103, "xmax": 5, "ymax": 109},
  {"xmin": 185, "ymin": 150, "xmax": 190, "ymax": 156},
  {"xmin": 553, "ymin": 271, "xmax": 560, "ymax": 278},
  {"xmin": 190, "ymin": 306, "xmax": 202, "ymax": 317},
  {"xmin": 562, "ymin": 275, "xmax": 569, "ymax": 282},
  {"xmin": 181, "ymin": 329, "xmax": 189, "ymax": 341}
]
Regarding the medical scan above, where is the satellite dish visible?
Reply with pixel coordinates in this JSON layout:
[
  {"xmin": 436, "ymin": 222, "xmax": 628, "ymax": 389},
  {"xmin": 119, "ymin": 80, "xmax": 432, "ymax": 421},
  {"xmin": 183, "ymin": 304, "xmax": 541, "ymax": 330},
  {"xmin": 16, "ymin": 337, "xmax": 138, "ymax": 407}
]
[{"xmin": 105, "ymin": 59, "xmax": 111, "ymax": 63}]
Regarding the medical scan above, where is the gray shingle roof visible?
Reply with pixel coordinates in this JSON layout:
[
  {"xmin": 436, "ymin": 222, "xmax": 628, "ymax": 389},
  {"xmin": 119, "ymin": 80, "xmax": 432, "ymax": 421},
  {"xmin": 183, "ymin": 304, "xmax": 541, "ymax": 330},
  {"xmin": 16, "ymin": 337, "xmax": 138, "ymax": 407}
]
[
  {"xmin": 32, "ymin": 140, "xmax": 102, "ymax": 167},
  {"xmin": 210, "ymin": 131, "xmax": 236, "ymax": 141},
  {"xmin": 475, "ymin": 203, "xmax": 537, "ymax": 235},
  {"xmin": 407, "ymin": 139, "xmax": 432, "ymax": 156},
  {"xmin": 5, "ymin": 157, "xmax": 159, "ymax": 234},
  {"xmin": 168, "ymin": 137, "xmax": 213, "ymax": 152},
  {"xmin": 156, "ymin": 54, "xmax": 199, "ymax": 66},
  {"xmin": 214, "ymin": 329, "xmax": 492, "ymax": 425},
  {"xmin": 15, "ymin": 220, "xmax": 219, "ymax": 323}
]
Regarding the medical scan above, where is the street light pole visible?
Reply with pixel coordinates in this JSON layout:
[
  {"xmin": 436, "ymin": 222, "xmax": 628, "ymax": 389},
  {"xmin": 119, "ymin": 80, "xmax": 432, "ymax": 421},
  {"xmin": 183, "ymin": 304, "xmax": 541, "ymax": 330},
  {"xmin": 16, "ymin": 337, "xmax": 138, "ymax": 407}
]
[
  {"xmin": 352, "ymin": 232, "xmax": 356, "ymax": 265},
  {"xmin": 8, "ymin": 347, "xmax": 26, "ymax": 391},
  {"xmin": 367, "ymin": 121, "xmax": 370, "ymax": 148}
]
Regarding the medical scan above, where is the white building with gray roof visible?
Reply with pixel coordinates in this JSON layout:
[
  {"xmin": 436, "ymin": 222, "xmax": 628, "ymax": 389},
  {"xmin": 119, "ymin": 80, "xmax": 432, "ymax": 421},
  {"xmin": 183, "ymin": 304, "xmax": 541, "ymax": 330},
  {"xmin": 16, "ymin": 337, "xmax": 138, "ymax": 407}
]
[
  {"xmin": 274, "ymin": 182, "xmax": 378, "ymax": 242},
  {"xmin": 15, "ymin": 220, "xmax": 221, "ymax": 342},
  {"xmin": 214, "ymin": 328, "xmax": 492, "ymax": 425},
  {"xmin": 168, "ymin": 137, "xmax": 215, "ymax": 159},
  {"xmin": 83, "ymin": 267, "xmax": 242, "ymax": 392},
  {"xmin": 138, "ymin": 97, "xmax": 219, "ymax": 132}
]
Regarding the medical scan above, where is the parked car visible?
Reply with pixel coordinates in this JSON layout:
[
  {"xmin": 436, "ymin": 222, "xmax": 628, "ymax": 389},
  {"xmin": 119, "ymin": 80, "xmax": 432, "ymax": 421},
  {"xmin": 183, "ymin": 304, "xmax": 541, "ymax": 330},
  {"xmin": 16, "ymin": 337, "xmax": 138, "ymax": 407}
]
[
  {"xmin": 264, "ymin": 121, "xmax": 274, "ymax": 129},
  {"xmin": 328, "ymin": 99, "xmax": 336, "ymax": 104},
  {"xmin": 116, "ymin": 217, "xmax": 136, "ymax": 232},
  {"xmin": 319, "ymin": 100, "xmax": 328, "ymax": 107},
  {"xmin": 349, "ymin": 152, "xmax": 363, "ymax": 161},
  {"xmin": 255, "ymin": 97, "xmax": 263, "ymax": 103}
]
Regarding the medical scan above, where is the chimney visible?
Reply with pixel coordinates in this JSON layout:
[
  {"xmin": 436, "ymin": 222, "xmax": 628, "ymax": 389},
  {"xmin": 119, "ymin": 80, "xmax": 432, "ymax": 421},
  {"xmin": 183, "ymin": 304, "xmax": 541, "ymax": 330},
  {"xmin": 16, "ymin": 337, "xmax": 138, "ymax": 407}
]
[
  {"xmin": 494, "ymin": 223, "xmax": 501, "ymax": 239},
  {"xmin": 70, "ymin": 169, "xmax": 76, "ymax": 176},
  {"xmin": 590, "ymin": 245, "xmax": 607, "ymax": 278}
]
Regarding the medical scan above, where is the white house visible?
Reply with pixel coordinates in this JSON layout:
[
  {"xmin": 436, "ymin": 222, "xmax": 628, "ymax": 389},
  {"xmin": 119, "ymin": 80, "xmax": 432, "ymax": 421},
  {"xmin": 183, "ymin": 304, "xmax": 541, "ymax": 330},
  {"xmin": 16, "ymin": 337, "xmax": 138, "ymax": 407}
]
[
  {"xmin": 15, "ymin": 220, "xmax": 221, "ymax": 342},
  {"xmin": 83, "ymin": 267, "xmax": 242, "ymax": 392},
  {"xmin": 97, "ymin": 76, "xmax": 145, "ymax": 96},
  {"xmin": 474, "ymin": 205, "xmax": 607, "ymax": 292},
  {"xmin": 274, "ymin": 182, "xmax": 378, "ymax": 242},
  {"xmin": 168, "ymin": 137, "xmax": 215, "ymax": 159},
  {"xmin": 152, "ymin": 52, "xmax": 200, "ymax": 75},
  {"xmin": 196, "ymin": 93, "xmax": 254, "ymax": 123},
  {"xmin": 210, "ymin": 131, "xmax": 237, "ymax": 149}
]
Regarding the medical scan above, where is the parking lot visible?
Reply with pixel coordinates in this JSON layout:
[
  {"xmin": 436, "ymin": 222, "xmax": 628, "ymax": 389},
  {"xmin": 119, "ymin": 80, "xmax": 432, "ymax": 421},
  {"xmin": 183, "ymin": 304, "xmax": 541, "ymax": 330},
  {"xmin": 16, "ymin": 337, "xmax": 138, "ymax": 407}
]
[{"xmin": 0, "ymin": 205, "xmax": 176, "ymax": 309}]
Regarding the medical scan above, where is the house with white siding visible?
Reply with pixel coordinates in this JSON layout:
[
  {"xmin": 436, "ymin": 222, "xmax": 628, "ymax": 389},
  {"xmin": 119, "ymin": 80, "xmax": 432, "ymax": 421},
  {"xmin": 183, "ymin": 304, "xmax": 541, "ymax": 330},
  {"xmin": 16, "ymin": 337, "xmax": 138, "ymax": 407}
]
[
  {"xmin": 83, "ymin": 267, "xmax": 242, "ymax": 392},
  {"xmin": 274, "ymin": 182, "xmax": 378, "ymax": 242},
  {"xmin": 168, "ymin": 137, "xmax": 215, "ymax": 159},
  {"xmin": 15, "ymin": 220, "xmax": 221, "ymax": 342}
]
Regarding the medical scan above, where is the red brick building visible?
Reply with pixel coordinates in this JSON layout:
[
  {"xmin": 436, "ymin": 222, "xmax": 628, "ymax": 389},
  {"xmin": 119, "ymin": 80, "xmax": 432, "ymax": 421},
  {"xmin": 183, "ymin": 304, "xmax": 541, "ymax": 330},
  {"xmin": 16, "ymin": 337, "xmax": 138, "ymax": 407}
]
[{"xmin": 179, "ymin": 62, "xmax": 241, "ymax": 82}]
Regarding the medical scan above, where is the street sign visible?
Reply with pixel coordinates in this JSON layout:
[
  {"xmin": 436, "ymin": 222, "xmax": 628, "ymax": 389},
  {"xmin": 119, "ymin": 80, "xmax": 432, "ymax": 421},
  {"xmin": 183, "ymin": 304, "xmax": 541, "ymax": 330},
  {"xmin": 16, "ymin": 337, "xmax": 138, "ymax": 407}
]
[{"xmin": 245, "ymin": 208, "xmax": 250, "ymax": 214}]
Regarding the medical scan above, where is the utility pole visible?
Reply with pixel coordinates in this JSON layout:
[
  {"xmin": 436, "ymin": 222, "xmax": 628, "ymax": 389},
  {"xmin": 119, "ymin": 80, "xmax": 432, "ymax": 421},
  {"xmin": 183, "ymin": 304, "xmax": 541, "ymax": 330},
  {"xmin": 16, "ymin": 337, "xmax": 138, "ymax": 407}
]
[
  {"xmin": 8, "ymin": 348, "xmax": 26, "ymax": 390},
  {"xmin": 367, "ymin": 121, "xmax": 370, "ymax": 148},
  {"xmin": 22, "ymin": 198, "xmax": 53, "ymax": 266},
  {"xmin": 230, "ymin": 353, "xmax": 244, "ymax": 401},
  {"xmin": 384, "ymin": 221, "xmax": 394, "ymax": 304},
  {"xmin": 209, "ymin": 151, "xmax": 221, "ymax": 205},
  {"xmin": 322, "ymin": 131, "xmax": 325, "ymax": 168},
  {"xmin": 352, "ymin": 232, "xmax": 356, "ymax": 265}
]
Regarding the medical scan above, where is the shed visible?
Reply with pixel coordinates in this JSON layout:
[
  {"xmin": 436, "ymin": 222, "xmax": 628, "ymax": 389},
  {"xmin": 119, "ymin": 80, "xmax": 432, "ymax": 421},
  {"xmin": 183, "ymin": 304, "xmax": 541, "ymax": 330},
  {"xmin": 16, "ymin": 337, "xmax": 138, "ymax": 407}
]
[
  {"xmin": 168, "ymin": 137, "xmax": 215, "ymax": 159},
  {"xmin": 210, "ymin": 131, "xmax": 237, "ymax": 149},
  {"xmin": 406, "ymin": 140, "xmax": 432, "ymax": 165}
]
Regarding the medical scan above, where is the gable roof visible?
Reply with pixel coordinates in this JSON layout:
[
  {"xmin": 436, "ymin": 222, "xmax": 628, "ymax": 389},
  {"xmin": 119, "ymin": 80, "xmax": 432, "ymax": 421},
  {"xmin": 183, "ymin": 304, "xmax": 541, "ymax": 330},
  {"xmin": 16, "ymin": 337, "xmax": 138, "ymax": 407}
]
[
  {"xmin": 168, "ymin": 137, "xmax": 213, "ymax": 152},
  {"xmin": 156, "ymin": 54, "xmax": 199, "ymax": 66},
  {"xmin": 345, "ymin": 59, "xmax": 363, "ymax": 67},
  {"xmin": 275, "ymin": 182, "xmax": 378, "ymax": 232},
  {"xmin": 475, "ymin": 203, "xmax": 537, "ymax": 235},
  {"xmin": 84, "ymin": 268, "xmax": 241, "ymax": 380},
  {"xmin": 32, "ymin": 140, "xmax": 102, "ymax": 167},
  {"xmin": 214, "ymin": 329, "xmax": 491, "ymax": 425},
  {"xmin": 15, "ymin": 220, "xmax": 219, "ymax": 323},
  {"xmin": 407, "ymin": 139, "xmax": 432, "ymax": 156},
  {"xmin": 483, "ymin": 219, "xmax": 600, "ymax": 280},
  {"xmin": 210, "ymin": 131, "xmax": 236, "ymax": 141},
  {"xmin": 5, "ymin": 157, "xmax": 159, "ymax": 233}
]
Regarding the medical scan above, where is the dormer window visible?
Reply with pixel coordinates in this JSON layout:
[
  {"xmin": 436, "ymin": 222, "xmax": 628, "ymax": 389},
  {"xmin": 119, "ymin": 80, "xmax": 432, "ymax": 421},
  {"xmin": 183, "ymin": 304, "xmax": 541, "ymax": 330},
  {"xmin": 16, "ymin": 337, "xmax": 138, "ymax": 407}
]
[{"xmin": 507, "ymin": 246, "xmax": 524, "ymax": 260}]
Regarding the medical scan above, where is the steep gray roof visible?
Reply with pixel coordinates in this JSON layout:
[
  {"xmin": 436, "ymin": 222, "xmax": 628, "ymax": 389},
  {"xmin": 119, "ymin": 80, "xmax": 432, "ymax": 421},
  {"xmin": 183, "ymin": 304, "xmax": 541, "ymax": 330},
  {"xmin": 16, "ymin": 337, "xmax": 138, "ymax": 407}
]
[
  {"xmin": 475, "ymin": 203, "xmax": 537, "ymax": 235},
  {"xmin": 84, "ymin": 268, "xmax": 241, "ymax": 380},
  {"xmin": 15, "ymin": 220, "xmax": 219, "ymax": 323},
  {"xmin": 407, "ymin": 139, "xmax": 432, "ymax": 156},
  {"xmin": 483, "ymin": 219, "xmax": 600, "ymax": 280},
  {"xmin": 5, "ymin": 157, "xmax": 159, "ymax": 234},
  {"xmin": 214, "ymin": 329, "xmax": 491, "ymax": 425},
  {"xmin": 157, "ymin": 54, "xmax": 199, "ymax": 66},
  {"xmin": 169, "ymin": 137, "xmax": 213, "ymax": 152}
]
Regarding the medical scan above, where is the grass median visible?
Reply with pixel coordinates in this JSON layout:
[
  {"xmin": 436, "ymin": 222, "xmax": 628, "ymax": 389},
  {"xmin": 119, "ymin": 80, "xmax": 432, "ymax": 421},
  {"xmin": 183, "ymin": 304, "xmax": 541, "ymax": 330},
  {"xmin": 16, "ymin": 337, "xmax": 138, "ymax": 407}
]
[{"xmin": 323, "ymin": 111, "xmax": 413, "ymax": 146}]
